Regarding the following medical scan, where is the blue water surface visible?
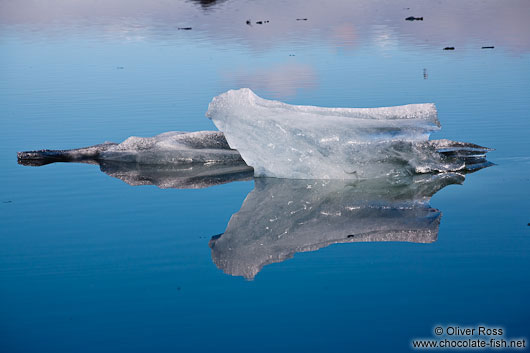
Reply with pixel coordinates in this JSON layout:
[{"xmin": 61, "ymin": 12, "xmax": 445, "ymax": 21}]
[{"xmin": 1, "ymin": 1, "xmax": 529, "ymax": 352}]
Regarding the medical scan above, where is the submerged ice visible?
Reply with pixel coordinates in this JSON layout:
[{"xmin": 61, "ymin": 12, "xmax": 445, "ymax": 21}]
[{"xmin": 207, "ymin": 88, "xmax": 492, "ymax": 179}]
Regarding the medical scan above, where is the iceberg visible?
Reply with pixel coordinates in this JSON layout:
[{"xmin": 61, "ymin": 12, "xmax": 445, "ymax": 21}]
[
  {"xmin": 207, "ymin": 88, "xmax": 492, "ymax": 179},
  {"xmin": 17, "ymin": 131, "xmax": 253, "ymax": 189},
  {"xmin": 18, "ymin": 90, "xmax": 492, "ymax": 183},
  {"xmin": 210, "ymin": 173, "xmax": 466, "ymax": 280}
]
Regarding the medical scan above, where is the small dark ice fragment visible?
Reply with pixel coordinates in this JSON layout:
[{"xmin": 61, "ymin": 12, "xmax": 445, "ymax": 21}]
[
  {"xmin": 443, "ymin": 47, "xmax": 455, "ymax": 50},
  {"xmin": 178, "ymin": 27, "xmax": 192, "ymax": 30},
  {"xmin": 405, "ymin": 16, "xmax": 423, "ymax": 21}
]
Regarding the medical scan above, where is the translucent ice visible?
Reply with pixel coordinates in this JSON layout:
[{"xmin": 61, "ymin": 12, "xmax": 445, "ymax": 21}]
[
  {"xmin": 19, "ymin": 93, "xmax": 492, "ymax": 183},
  {"xmin": 207, "ymin": 88, "xmax": 491, "ymax": 179}
]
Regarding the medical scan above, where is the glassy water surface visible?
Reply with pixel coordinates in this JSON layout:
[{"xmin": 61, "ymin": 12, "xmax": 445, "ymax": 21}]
[{"xmin": 1, "ymin": 0, "xmax": 529, "ymax": 352}]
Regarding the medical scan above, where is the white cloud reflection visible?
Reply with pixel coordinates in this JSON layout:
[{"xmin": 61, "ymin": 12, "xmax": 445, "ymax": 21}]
[{"xmin": 224, "ymin": 62, "xmax": 317, "ymax": 98}]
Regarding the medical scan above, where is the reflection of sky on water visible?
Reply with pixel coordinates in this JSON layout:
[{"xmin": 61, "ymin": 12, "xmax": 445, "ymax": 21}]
[
  {"xmin": 2, "ymin": 0, "xmax": 529, "ymax": 52},
  {"xmin": 225, "ymin": 62, "xmax": 317, "ymax": 98}
]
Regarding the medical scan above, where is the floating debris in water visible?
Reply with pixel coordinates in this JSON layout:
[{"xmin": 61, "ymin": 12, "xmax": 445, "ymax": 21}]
[
  {"xmin": 256, "ymin": 20, "xmax": 269, "ymax": 24},
  {"xmin": 289, "ymin": 54, "xmax": 295, "ymax": 56},
  {"xmin": 482, "ymin": 46, "xmax": 495, "ymax": 49},
  {"xmin": 296, "ymin": 18, "xmax": 308, "ymax": 21},
  {"xmin": 405, "ymin": 16, "xmax": 423, "ymax": 21},
  {"xmin": 116, "ymin": 66, "xmax": 124, "ymax": 70},
  {"xmin": 2, "ymin": 200, "xmax": 12, "ymax": 204},
  {"xmin": 178, "ymin": 27, "xmax": 192, "ymax": 30},
  {"xmin": 246, "ymin": 20, "xmax": 251, "ymax": 25},
  {"xmin": 423, "ymin": 68, "xmax": 428, "ymax": 79},
  {"xmin": 443, "ymin": 47, "xmax": 455, "ymax": 50}
]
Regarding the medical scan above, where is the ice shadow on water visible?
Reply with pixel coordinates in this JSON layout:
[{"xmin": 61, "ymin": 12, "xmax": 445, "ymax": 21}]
[{"xmin": 209, "ymin": 171, "xmax": 489, "ymax": 280}]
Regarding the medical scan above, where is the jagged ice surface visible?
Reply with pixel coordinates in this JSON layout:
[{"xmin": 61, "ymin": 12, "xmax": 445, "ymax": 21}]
[
  {"xmin": 207, "ymin": 88, "xmax": 490, "ymax": 179},
  {"xmin": 17, "ymin": 131, "xmax": 253, "ymax": 189},
  {"xmin": 101, "ymin": 131, "xmax": 244, "ymax": 165}
]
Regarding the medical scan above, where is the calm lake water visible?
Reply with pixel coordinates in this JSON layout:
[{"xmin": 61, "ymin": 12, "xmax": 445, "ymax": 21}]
[{"xmin": 1, "ymin": 0, "xmax": 529, "ymax": 352}]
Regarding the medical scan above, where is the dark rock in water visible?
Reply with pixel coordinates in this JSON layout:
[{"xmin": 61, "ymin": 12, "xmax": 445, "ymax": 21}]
[
  {"xmin": 405, "ymin": 16, "xmax": 423, "ymax": 21},
  {"xmin": 443, "ymin": 47, "xmax": 455, "ymax": 50},
  {"xmin": 178, "ymin": 27, "xmax": 192, "ymax": 30},
  {"xmin": 189, "ymin": 0, "xmax": 227, "ymax": 10},
  {"xmin": 482, "ymin": 46, "xmax": 495, "ymax": 49},
  {"xmin": 296, "ymin": 18, "xmax": 308, "ymax": 21}
]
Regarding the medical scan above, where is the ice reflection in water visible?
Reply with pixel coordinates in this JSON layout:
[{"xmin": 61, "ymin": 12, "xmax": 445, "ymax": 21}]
[{"xmin": 210, "ymin": 172, "xmax": 481, "ymax": 279}]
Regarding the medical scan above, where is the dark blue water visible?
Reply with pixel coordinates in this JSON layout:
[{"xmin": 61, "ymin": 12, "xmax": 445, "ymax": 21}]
[{"xmin": 1, "ymin": 1, "xmax": 529, "ymax": 352}]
